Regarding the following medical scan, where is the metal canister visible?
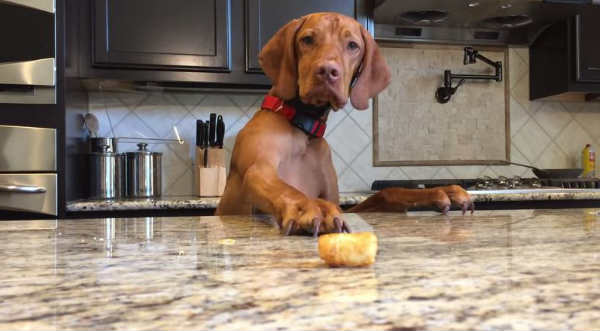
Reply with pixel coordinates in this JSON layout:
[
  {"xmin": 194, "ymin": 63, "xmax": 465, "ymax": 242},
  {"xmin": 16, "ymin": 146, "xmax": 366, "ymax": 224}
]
[
  {"xmin": 88, "ymin": 145, "xmax": 125, "ymax": 199},
  {"xmin": 89, "ymin": 137, "xmax": 118, "ymax": 153},
  {"xmin": 126, "ymin": 143, "xmax": 162, "ymax": 198}
]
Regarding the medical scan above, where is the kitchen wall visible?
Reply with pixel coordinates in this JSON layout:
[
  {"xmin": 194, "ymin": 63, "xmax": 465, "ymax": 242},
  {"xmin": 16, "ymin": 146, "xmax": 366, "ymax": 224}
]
[{"xmin": 88, "ymin": 47, "xmax": 600, "ymax": 195}]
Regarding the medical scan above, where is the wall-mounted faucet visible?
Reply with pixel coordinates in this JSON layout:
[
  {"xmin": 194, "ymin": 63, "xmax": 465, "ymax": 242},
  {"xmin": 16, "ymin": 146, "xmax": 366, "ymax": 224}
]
[{"xmin": 435, "ymin": 47, "xmax": 503, "ymax": 104}]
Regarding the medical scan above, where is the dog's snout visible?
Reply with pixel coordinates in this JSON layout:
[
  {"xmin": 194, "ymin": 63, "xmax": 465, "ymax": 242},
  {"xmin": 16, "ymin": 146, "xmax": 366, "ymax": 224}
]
[{"xmin": 316, "ymin": 61, "xmax": 341, "ymax": 84}]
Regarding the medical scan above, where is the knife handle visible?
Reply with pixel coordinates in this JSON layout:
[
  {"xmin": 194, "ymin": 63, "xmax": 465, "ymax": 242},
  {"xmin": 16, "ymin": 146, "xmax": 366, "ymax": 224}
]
[
  {"xmin": 216, "ymin": 115, "xmax": 225, "ymax": 148},
  {"xmin": 196, "ymin": 120, "xmax": 203, "ymax": 147},
  {"xmin": 209, "ymin": 113, "xmax": 217, "ymax": 147}
]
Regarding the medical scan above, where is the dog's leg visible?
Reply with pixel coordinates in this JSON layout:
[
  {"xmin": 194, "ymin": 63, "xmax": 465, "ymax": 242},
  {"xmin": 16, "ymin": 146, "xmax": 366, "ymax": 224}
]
[
  {"xmin": 348, "ymin": 185, "xmax": 474, "ymax": 214},
  {"xmin": 243, "ymin": 161, "xmax": 348, "ymax": 236}
]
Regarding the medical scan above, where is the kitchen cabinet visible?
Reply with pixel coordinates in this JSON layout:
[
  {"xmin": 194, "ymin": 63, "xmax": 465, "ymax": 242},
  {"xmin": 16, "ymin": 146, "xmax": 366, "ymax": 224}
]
[
  {"xmin": 93, "ymin": 0, "xmax": 230, "ymax": 72},
  {"xmin": 529, "ymin": 6, "xmax": 600, "ymax": 100},
  {"xmin": 575, "ymin": 11, "xmax": 600, "ymax": 83},
  {"xmin": 245, "ymin": 0, "xmax": 366, "ymax": 73},
  {"xmin": 67, "ymin": 0, "xmax": 371, "ymax": 86}
]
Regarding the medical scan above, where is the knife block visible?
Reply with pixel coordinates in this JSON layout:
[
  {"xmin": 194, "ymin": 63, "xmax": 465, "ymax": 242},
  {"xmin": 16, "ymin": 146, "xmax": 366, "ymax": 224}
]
[{"xmin": 195, "ymin": 148, "xmax": 227, "ymax": 197}]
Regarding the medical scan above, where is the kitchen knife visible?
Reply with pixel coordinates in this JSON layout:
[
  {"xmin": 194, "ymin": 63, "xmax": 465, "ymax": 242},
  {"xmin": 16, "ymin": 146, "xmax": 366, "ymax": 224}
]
[
  {"xmin": 202, "ymin": 120, "xmax": 209, "ymax": 167},
  {"xmin": 216, "ymin": 115, "xmax": 225, "ymax": 148},
  {"xmin": 196, "ymin": 120, "xmax": 203, "ymax": 147},
  {"xmin": 209, "ymin": 113, "xmax": 217, "ymax": 147}
]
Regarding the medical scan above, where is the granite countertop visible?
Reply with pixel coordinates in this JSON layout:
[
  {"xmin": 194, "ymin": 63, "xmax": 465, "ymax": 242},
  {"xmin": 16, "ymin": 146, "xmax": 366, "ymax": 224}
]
[
  {"xmin": 66, "ymin": 189, "xmax": 600, "ymax": 212},
  {"xmin": 2, "ymin": 209, "xmax": 600, "ymax": 330},
  {"xmin": 66, "ymin": 192, "xmax": 372, "ymax": 212}
]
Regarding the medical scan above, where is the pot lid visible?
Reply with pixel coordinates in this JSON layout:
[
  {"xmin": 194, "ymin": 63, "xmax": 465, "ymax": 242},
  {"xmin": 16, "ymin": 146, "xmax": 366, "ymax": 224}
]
[{"xmin": 125, "ymin": 143, "xmax": 162, "ymax": 155}]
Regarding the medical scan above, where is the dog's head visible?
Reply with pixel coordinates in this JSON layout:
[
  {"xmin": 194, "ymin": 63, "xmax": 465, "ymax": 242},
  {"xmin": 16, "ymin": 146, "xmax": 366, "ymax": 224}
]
[{"xmin": 259, "ymin": 13, "xmax": 390, "ymax": 110}]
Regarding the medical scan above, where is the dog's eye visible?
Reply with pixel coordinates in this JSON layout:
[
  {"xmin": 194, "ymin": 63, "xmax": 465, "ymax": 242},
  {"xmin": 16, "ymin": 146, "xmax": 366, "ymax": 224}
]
[
  {"xmin": 347, "ymin": 41, "xmax": 359, "ymax": 51},
  {"xmin": 300, "ymin": 36, "xmax": 314, "ymax": 45}
]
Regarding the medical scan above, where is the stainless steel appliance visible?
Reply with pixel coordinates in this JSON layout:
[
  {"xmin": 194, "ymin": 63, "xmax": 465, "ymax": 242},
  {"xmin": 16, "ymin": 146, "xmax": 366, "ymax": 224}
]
[
  {"xmin": 372, "ymin": 176, "xmax": 600, "ymax": 191},
  {"xmin": 0, "ymin": 125, "xmax": 57, "ymax": 215},
  {"xmin": 374, "ymin": 0, "xmax": 597, "ymax": 45},
  {"xmin": 0, "ymin": 0, "xmax": 56, "ymax": 104},
  {"xmin": 88, "ymin": 146, "xmax": 125, "ymax": 199},
  {"xmin": 126, "ymin": 143, "xmax": 162, "ymax": 198}
]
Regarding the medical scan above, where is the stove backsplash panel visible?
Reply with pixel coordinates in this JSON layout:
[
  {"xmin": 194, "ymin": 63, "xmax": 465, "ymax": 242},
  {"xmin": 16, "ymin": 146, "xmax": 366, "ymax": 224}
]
[{"xmin": 87, "ymin": 48, "xmax": 600, "ymax": 194}]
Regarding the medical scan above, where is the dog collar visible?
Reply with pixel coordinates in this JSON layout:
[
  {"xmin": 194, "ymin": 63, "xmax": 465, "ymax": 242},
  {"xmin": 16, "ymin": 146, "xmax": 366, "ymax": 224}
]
[{"xmin": 261, "ymin": 95, "xmax": 328, "ymax": 138}]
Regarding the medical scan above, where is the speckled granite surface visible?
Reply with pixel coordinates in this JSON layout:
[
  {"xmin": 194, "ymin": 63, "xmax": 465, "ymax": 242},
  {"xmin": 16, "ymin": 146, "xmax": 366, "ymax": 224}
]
[
  {"xmin": 66, "ymin": 189, "xmax": 600, "ymax": 212},
  {"xmin": 66, "ymin": 192, "xmax": 372, "ymax": 212},
  {"xmin": 2, "ymin": 209, "xmax": 600, "ymax": 330}
]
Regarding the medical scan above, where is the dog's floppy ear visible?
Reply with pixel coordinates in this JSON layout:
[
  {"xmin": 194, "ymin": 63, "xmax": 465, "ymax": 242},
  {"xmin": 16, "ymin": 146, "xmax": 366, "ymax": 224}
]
[
  {"xmin": 350, "ymin": 26, "xmax": 391, "ymax": 110},
  {"xmin": 259, "ymin": 18, "xmax": 305, "ymax": 101}
]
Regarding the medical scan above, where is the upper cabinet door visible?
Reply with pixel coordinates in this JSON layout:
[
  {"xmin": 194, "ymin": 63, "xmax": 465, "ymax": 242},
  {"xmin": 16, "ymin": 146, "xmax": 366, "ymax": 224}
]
[
  {"xmin": 245, "ymin": 0, "xmax": 358, "ymax": 73},
  {"xmin": 93, "ymin": 0, "xmax": 231, "ymax": 72},
  {"xmin": 576, "ymin": 12, "xmax": 600, "ymax": 82}
]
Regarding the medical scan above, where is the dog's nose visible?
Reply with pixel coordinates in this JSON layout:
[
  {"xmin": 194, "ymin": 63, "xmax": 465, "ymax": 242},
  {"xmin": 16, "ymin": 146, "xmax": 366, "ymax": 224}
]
[{"xmin": 316, "ymin": 62, "xmax": 341, "ymax": 84}]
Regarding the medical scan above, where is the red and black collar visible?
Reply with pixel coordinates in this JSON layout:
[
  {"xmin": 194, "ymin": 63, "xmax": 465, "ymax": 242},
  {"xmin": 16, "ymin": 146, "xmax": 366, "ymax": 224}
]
[{"xmin": 261, "ymin": 95, "xmax": 329, "ymax": 138}]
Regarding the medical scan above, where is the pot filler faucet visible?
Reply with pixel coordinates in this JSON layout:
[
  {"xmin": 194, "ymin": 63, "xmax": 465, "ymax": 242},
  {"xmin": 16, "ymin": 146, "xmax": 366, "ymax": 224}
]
[{"xmin": 435, "ymin": 47, "xmax": 503, "ymax": 104}]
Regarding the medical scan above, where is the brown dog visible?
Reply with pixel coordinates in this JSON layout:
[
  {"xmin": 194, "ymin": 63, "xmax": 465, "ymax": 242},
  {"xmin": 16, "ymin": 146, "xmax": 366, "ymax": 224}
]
[{"xmin": 216, "ymin": 13, "xmax": 473, "ymax": 235}]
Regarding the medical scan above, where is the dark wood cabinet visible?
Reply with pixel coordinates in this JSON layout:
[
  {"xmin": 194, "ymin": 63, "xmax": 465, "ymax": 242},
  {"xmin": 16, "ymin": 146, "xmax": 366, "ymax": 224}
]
[
  {"xmin": 93, "ymin": 0, "xmax": 230, "ymax": 71},
  {"xmin": 245, "ymin": 0, "xmax": 365, "ymax": 73},
  {"xmin": 530, "ymin": 6, "xmax": 600, "ymax": 100},
  {"xmin": 67, "ymin": 0, "xmax": 371, "ymax": 86},
  {"xmin": 575, "ymin": 12, "xmax": 600, "ymax": 83}
]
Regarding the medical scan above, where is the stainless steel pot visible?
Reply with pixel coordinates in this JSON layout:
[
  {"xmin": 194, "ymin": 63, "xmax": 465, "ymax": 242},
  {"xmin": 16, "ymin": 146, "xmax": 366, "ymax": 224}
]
[
  {"xmin": 89, "ymin": 137, "xmax": 118, "ymax": 153},
  {"xmin": 88, "ymin": 145, "xmax": 125, "ymax": 199},
  {"xmin": 126, "ymin": 143, "xmax": 162, "ymax": 198}
]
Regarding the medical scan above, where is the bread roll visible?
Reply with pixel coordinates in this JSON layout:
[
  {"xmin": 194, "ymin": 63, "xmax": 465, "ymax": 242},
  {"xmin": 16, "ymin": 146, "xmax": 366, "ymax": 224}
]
[{"xmin": 318, "ymin": 232, "xmax": 378, "ymax": 267}]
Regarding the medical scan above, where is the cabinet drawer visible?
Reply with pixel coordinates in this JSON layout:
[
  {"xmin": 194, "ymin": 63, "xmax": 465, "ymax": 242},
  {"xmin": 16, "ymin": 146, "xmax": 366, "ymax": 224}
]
[
  {"xmin": 0, "ymin": 125, "xmax": 56, "ymax": 172},
  {"xmin": 0, "ymin": 173, "xmax": 57, "ymax": 216}
]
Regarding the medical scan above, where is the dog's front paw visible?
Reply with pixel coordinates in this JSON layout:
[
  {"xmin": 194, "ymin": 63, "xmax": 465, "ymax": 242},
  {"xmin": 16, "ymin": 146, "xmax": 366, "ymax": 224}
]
[
  {"xmin": 279, "ymin": 198, "xmax": 350, "ymax": 237},
  {"xmin": 439, "ymin": 185, "xmax": 474, "ymax": 215}
]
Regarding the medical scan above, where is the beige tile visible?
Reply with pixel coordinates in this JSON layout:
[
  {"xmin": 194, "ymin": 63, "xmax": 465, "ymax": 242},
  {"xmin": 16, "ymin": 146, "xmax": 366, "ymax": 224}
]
[
  {"xmin": 327, "ymin": 116, "xmax": 370, "ymax": 163},
  {"xmin": 555, "ymin": 121, "xmax": 595, "ymax": 167},
  {"xmin": 399, "ymin": 166, "xmax": 440, "ymax": 179},
  {"xmin": 114, "ymin": 91, "xmax": 148, "ymax": 110},
  {"xmin": 348, "ymin": 106, "xmax": 372, "ymax": 137},
  {"xmin": 571, "ymin": 103, "xmax": 600, "ymax": 141},
  {"xmin": 134, "ymin": 93, "xmax": 189, "ymax": 138},
  {"xmin": 338, "ymin": 169, "xmax": 368, "ymax": 192},
  {"xmin": 170, "ymin": 92, "xmax": 207, "ymax": 111},
  {"xmin": 384, "ymin": 168, "xmax": 409, "ymax": 180},
  {"xmin": 172, "ymin": 112, "xmax": 200, "ymax": 163},
  {"xmin": 331, "ymin": 150, "xmax": 348, "ymax": 177},
  {"xmin": 112, "ymin": 112, "xmax": 158, "ymax": 140},
  {"xmin": 509, "ymin": 48, "xmax": 529, "ymax": 90},
  {"xmin": 348, "ymin": 144, "xmax": 394, "ymax": 185},
  {"xmin": 535, "ymin": 142, "xmax": 570, "ymax": 169},
  {"xmin": 325, "ymin": 109, "xmax": 348, "ymax": 137},
  {"xmin": 491, "ymin": 145, "xmax": 533, "ymax": 177},
  {"xmin": 513, "ymin": 47, "xmax": 529, "ymax": 65},
  {"xmin": 510, "ymin": 96, "xmax": 530, "ymax": 136},
  {"xmin": 511, "ymin": 119, "xmax": 551, "ymax": 162},
  {"xmin": 446, "ymin": 166, "xmax": 488, "ymax": 179},
  {"xmin": 511, "ymin": 73, "xmax": 542, "ymax": 115},
  {"xmin": 533, "ymin": 102, "xmax": 572, "ymax": 138},
  {"xmin": 432, "ymin": 167, "xmax": 456, "ymax": 179},
  {"xmin": 229, "ymin": 94, "xmax": 263, "ymax": 114},
  {"xmin": 165, "ymin": 169, "xmax": 194, "ymax": 196},
  {"xmin": 478, "ymin": 166, "xmax": 499, "ymax": 178},
  {"xmin": 153, "ymin": 143, "xmax": 190, "ymax": 192}
]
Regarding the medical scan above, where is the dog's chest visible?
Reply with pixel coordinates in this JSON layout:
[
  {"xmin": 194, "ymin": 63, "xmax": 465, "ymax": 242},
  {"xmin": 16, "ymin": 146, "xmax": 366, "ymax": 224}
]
[{"xmin": 277, "ymin": 143, "xmax": 325, "ymax": 199}]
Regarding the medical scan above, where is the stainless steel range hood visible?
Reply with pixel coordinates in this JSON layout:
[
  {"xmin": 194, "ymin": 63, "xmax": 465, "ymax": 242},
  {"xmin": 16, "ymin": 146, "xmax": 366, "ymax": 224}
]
[{"xmin": 374, "ymin": 0, "xmax": 598, "ymax": 45}]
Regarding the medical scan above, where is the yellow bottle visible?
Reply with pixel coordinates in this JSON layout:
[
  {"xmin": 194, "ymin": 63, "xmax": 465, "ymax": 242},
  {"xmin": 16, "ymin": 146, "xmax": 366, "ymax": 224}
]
[{"xmin": 582, "ymin": 144, "xmax": 595, "ymax": 178}]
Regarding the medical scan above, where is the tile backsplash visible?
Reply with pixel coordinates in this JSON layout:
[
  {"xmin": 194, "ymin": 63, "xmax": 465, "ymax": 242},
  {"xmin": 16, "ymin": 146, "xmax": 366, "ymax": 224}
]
[{"xmin": 88, "ymin": 47, "xmax": 600, "ymax": 195}]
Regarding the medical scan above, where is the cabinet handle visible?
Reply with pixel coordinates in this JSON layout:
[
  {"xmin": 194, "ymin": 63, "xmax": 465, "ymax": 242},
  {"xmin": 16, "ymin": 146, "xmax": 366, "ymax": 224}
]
[
  {"xmin": 0, "ymin": 183, "xmax": 47, "ymax": 193},
  {"xmin": 587, "ymin": 67, "xmax": 600, "ymax": 71}
]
